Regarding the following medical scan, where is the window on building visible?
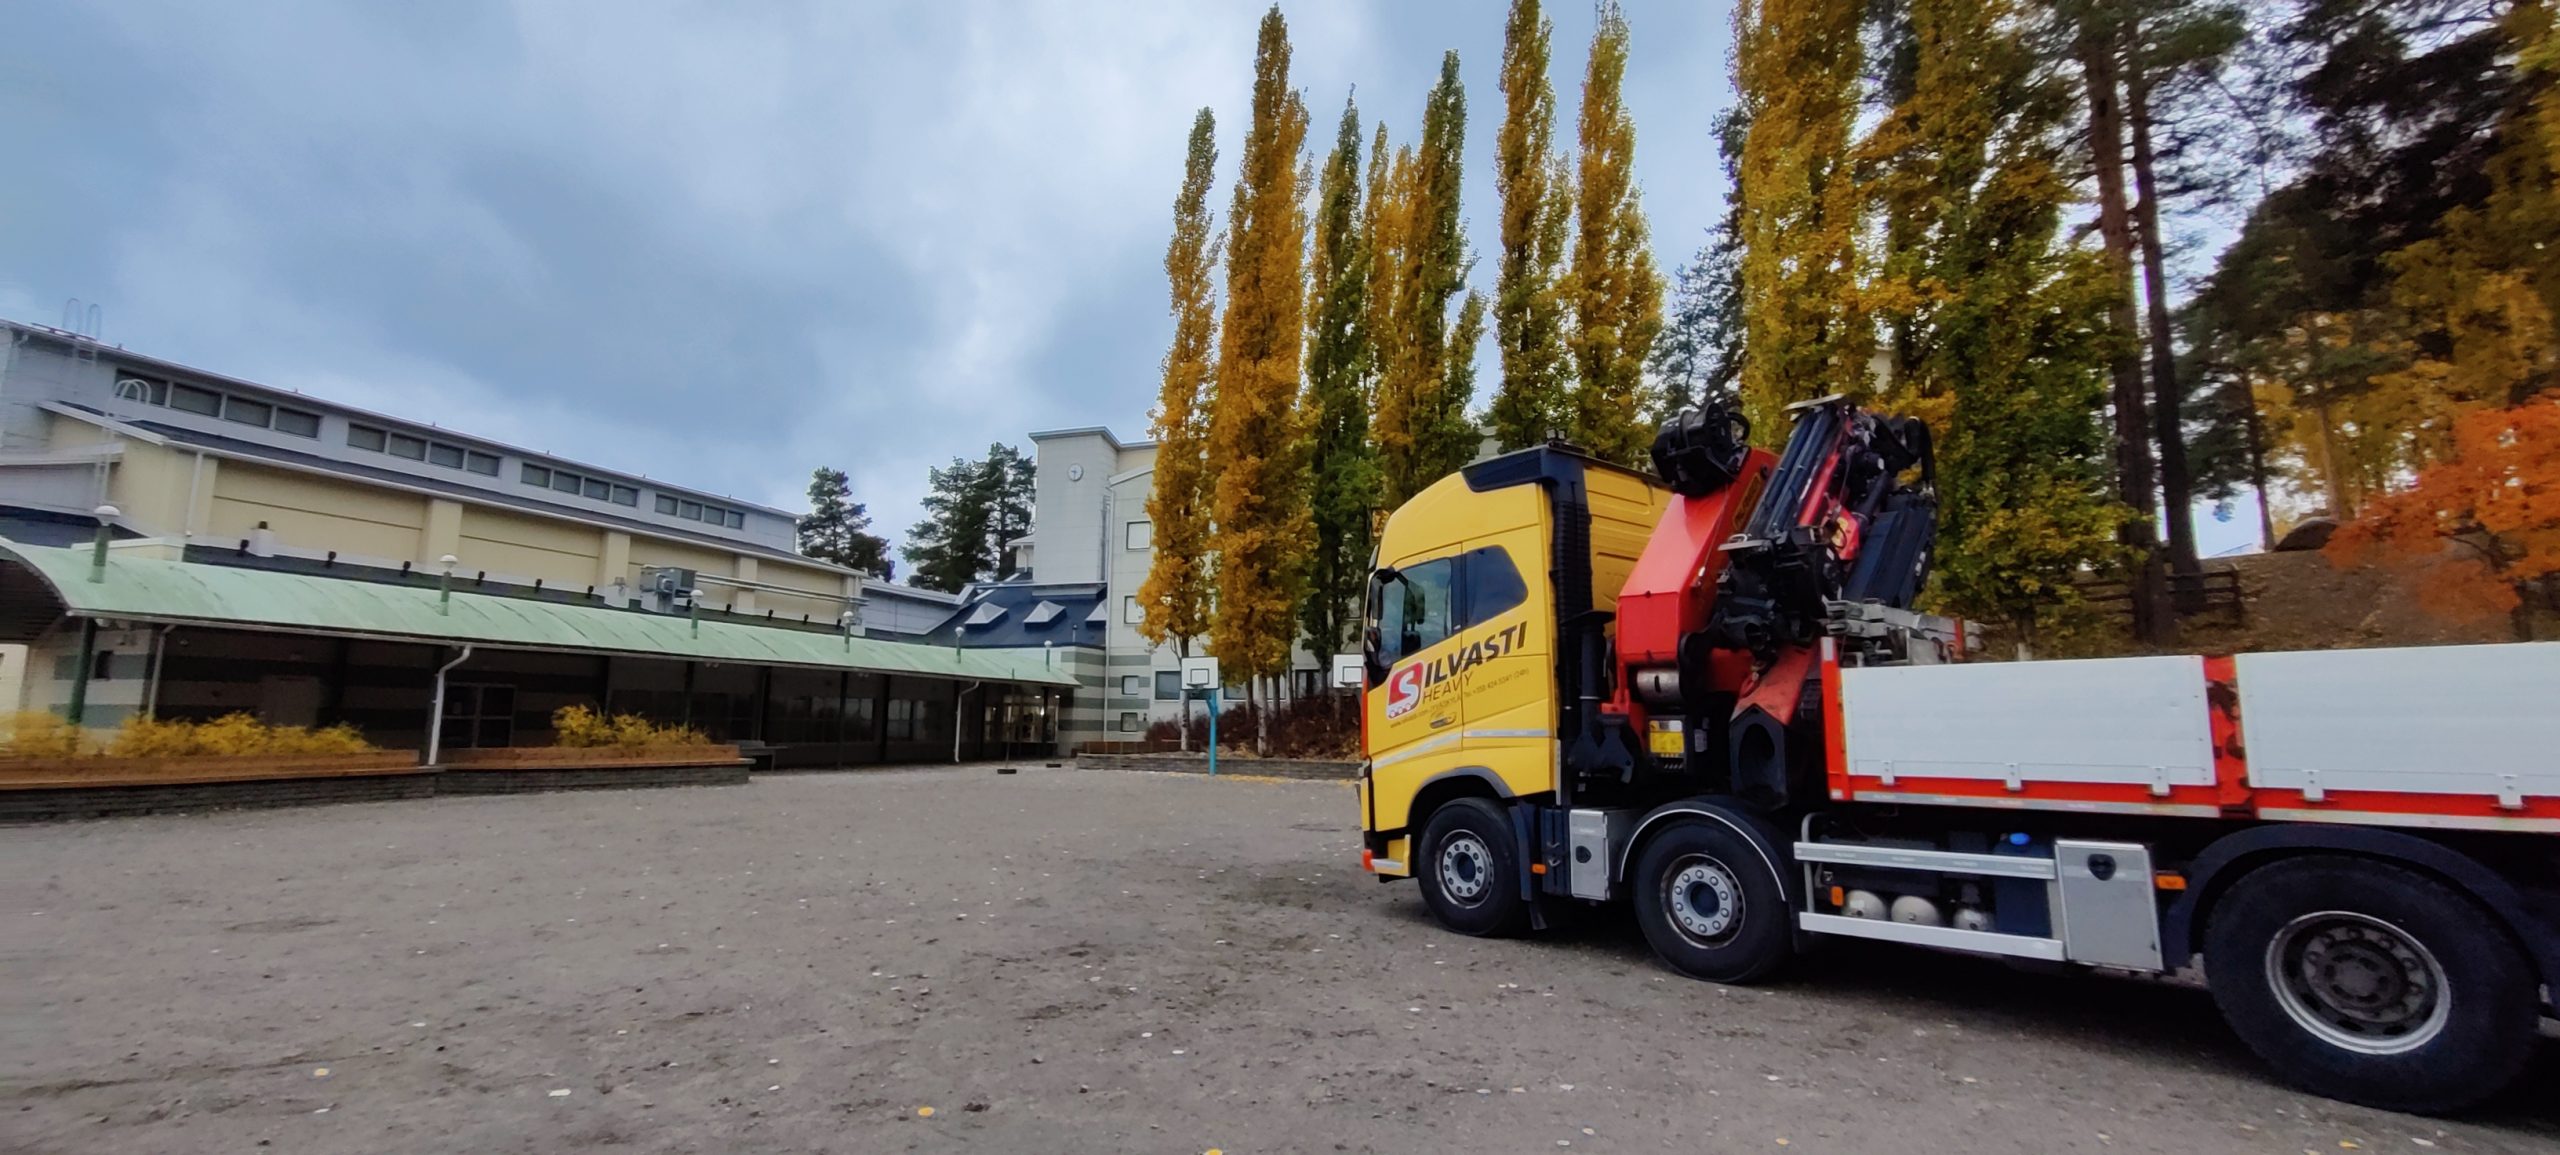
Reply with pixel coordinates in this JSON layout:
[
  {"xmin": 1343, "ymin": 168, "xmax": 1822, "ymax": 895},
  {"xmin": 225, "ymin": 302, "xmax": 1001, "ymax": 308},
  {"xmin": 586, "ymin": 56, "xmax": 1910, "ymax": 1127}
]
[
  {"xmin": 465, "ymin": 450, "xmax": 500, "ymax": 476},
  {"xmin": 115, "ymin": 376, "xmax": 170, "ymax": 405},
  {"xmin": 221, "ymin": 396, "xmax": 272, "ymax": 428},
  {"xmin": 725, "ymin": 510, "xmax": 745, "ymax": 529},
  {"xmin": 611, "ymin": 485, "xmax": 638, "ymax": 506},
  {"xmin": 886, "ymin": 698, "xmax": 915, "ymax": 741},
  {"xmin": 387, "ymin": 432, "xmax": 428, "ymax": 460},
  {"xmin": 655, "ymin": 494, "xmax": 679, "ymax": 515},
  {"xmin": 273, "ymin": 408, "xmax": 321, "ymax": 438},
  {"xmin": 552, "ymin": 471, "xmax": 581, "ymax": 494},
  {"xmin": 1123, "ymin": 595, "xmax": 1143, "ymax": 624},
  {"xmin": 1155, "ymin": 671, "xmax": 1180, "ymax": 700},
  {"xmin": 428, "ymin": 443, "xmax": 465, "ymax": 468},
  {"xmin": 1125, "ymin": 520, "xmax": 1152, "ymax": 550},
  {"xmin": 169, "ymin": 383, "xmax": 223, "ymax": 416},
  {"xmin": 438, "ymin": 683, "xmax": 517, "ymax": 750},
  {"xmin": 582, "ymin": 477, "xmax": 610, "ymax": 501},
  {"xmin": 521, "ymin": 464, "xmax": 551, "ymax": 487},
  {"xmin": 349, "ymin": 424, "xmax": 389, "ymax": 452},
  {"xmin": 1121, "ymin": 674, "xmax": 1145, "ymax": 697},
  {"xmin": 1118, "ymin": 711, "xmax": 1143, "ymax": 733}
]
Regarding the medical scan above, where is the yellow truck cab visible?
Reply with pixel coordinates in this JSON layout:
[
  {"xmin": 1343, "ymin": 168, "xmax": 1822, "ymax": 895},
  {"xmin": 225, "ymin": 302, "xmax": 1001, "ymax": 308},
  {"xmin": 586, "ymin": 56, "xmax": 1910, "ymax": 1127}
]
[{"xmin": 1357, "ymin": 447, "xmax": 1666, "ymax": 915}]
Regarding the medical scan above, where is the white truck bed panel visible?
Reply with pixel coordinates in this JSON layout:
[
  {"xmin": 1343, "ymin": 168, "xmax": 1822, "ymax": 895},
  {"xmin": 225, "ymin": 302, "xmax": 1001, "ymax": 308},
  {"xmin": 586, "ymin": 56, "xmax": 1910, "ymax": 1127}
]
[
  {"xmin": 2235, "ymin": 643, "xmax": 2560, "ymax": 803},
  {"xmin": 1841, "ymin": 655, "xmax": 2215, "ymax": 789}
]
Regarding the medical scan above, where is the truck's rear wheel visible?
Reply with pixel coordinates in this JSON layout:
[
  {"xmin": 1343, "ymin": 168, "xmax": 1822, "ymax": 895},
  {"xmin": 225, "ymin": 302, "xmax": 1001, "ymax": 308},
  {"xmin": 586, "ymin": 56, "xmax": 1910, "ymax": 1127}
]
[
  {"xmin": 1416, "ymin": 798, "xmax": 1529, "ymax": 937},
  {"xmin": 1630, "ymin": 821, "xmax": 1791, "ymax": 984},
  {"xmin": 2203, "ymin": 856, "xmax": 2538, "ymax": 1114}
]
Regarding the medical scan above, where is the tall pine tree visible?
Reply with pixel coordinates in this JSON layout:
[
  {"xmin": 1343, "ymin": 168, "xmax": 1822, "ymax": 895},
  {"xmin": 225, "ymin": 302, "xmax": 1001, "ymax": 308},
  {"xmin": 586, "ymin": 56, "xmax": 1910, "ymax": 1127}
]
[
  {"xmin": 797, "ymin": 467, "xmax": 893, "ymax": 579},
  {"xmin": 1207, "ymin": 5, "xmax": 1312, "ymax": 752},
  {"xmin": 1300, "ymin": 95, "xmax": 1380, "ymax": 663},
  {"xmin": 1138, "ymin": 107, "xmax": 1222, "ymax": 708},
  {"xmin": 1650, "ymin": 106, "xmax": 1751, "ymax": 421},
  {"xmin": 902, "ymin": 454, "xmax": 997, "ymax": 593},
  {"xmin": 1489, "ymin": 0, "xmax": 1575, "ymax": 450},
  {"xmin": 1564, "ymin": 1, "xmax": 1664, "ymax": 465}
]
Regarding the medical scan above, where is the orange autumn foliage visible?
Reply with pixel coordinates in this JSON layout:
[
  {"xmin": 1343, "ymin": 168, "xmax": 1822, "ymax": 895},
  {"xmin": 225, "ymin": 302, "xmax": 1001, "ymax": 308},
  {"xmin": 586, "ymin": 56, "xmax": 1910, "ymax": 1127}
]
[{"xmin": 2326, "ymin": 394, "xmax": 2560, "ymax": 624}]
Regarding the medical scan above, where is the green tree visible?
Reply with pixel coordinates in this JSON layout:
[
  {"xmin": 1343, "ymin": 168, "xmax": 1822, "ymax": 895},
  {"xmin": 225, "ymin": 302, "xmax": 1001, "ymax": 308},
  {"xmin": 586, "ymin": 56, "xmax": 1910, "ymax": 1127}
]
[
  {"xmin": 1564, "ymin": 2, "xmax": 1663, "ymax": 465},
  {"xmin": 1300, "ymin": 95, "xmax": 1381, "ymax": 663},
  {"xmin": 984, "ymin": 443, "xmax": 1034, "ymax": 582},
  {"xmin": 796, "ymin": 466, "xmax": 893, "ymax": 579},
  {"xmin": 899, "ymin": 444, "xmax": 1033, "ymax": 593},
  {"xmin": 1372, "ymin": 52, "xmax": 1481, "ymax": 507},
  {"xmin": 901, "ymin": 454, "xmax": 996, "ymax": 593},
  {"xmin": 1863, "ymin": 0, "xmax": 2128, "ymax": 645},
  {"xmin": 1139, "ymin": 107, "xmax": 1223, "ymax": 719},
  {"xmin": 1488, "ymin": 0, "xmax": 1575, "ymax": 449},
  {"xmin": 1650, "ymin": 107, "xmax": 1751, "ymax": 421},
  {"xmin": 1733, "ymin": 0, "xmax": 1869, "ymax": 437},
  {"xmin": 1207, "ymin": 5, "xmax": 1313, "ymax": 753}
]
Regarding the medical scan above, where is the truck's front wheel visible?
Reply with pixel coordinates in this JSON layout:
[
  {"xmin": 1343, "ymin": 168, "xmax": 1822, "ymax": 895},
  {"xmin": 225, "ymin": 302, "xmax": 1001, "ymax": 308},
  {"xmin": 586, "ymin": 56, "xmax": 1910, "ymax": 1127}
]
[
  {"xmin": 2204, "ymin": 856, "xmax": 2539, "ymax": 1114},
  {"xmin": 1416, "ymin": 798, "xmax": 1530, "ymax": 937},
  {"xmin": 1630, "ymin": 821, "xmax": 1792, "ymax": 984}
]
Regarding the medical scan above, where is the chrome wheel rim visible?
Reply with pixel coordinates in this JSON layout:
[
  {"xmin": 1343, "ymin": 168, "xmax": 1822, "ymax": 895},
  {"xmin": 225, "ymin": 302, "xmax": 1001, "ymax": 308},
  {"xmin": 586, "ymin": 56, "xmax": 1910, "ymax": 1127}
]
[
  {"xmin": 1437, "ymin": 833, "xmax": 1493, "ymax": 906},
  {"xmin": 2264, "ymin": 910, "xmax": 2449, "ymax": 1056},
  {"xmin": 1666, "ymin": 854, "xmax": 1743, "ymax": 946}
]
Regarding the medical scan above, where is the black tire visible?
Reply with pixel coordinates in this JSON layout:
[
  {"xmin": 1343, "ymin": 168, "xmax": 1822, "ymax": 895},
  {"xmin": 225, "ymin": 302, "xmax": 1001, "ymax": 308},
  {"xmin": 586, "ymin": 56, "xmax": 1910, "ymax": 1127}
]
[
  {"xmin": 1629, "ymin": 820, "xmax": 1792, "ymax": 984},
  {"xmin": 1415, "ymin": 798, "xmax": 1529, "ymax": 937},
  {"xmin": 2203, "ymin": 855, "xmax": 2539, "ymax": 1114}
]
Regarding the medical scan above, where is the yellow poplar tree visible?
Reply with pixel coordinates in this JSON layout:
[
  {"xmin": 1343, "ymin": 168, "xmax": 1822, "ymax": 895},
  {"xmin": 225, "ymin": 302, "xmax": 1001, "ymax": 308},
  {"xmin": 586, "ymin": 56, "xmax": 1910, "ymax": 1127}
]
[
  {"xmin": 1564, "ymin": 1, "xmax": 1664, "ymax": 465},
  {"xmin": 1734, "ymin": 0, "xmax": 1869, "ymax": 438},
  {"xmin": 1138, "ymin": 107, "xmax": 1221, "ymax": 749},
  {"xmin": 1489, "ymin": 0, "xmax": 1575, "ymax": 449},
  {"xmin": 1371, "ymin": 53, "xmax": 1479, "ymax": 507},
  {"xmin": 1206, "ymin": 5, "xmax": 1311, "ymax": 752}
]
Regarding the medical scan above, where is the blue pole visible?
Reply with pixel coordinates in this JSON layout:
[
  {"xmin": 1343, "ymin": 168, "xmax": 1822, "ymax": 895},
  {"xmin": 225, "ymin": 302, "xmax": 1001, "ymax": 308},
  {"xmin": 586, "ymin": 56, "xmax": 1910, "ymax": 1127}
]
[{"xmin": 1206, "ymin": 687, "xmax": 1219, "ymax": 777}]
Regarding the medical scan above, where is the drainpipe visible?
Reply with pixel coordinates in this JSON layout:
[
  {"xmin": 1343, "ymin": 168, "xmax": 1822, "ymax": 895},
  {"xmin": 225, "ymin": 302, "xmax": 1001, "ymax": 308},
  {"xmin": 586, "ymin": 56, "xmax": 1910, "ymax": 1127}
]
[
  {"xmin": 141, "ymin": 623, "xmax": 176, "ymax": 719},
  {"xmin": 953, "ymin": 680, "xmax": 981, "ymax": 763},
  {"xmin": 425, "ymin": 645, "xmax": 474, "ymax": 766}
]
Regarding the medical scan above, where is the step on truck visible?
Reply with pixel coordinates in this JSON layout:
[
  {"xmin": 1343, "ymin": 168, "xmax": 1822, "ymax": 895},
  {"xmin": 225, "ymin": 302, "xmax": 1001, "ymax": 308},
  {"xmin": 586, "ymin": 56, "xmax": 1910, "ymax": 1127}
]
[{"xmin": 1353, "ymin": 393, "xmax": 2558, "ymax": 1114}]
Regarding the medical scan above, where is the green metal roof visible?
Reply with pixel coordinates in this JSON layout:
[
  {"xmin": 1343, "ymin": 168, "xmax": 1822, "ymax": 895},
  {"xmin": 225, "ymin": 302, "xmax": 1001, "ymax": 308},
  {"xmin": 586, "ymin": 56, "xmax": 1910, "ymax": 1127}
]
[{"xmin": 0, "ymin": 541, "xmax": 1076, "ymax": 686}]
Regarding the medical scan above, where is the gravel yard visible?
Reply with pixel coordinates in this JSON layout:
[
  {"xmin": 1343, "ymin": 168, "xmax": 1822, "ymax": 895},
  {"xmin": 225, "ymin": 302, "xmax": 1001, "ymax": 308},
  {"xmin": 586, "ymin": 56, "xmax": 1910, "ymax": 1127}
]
[{"xmin": 4, "ymin": 766, "xmax": 2553, "ymax": 1154}]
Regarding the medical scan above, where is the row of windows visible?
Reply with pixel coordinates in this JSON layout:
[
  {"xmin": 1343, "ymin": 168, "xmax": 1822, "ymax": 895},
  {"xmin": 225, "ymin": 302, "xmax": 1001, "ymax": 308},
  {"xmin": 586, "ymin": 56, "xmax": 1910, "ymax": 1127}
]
[
  {"xmin": 350, "ymin": 423, "xmax": 503, "ymax": 476},
  {"xmin": 121, "ymin": 376, "xmax": 322, "ymax": 439},
  {"xmin": 521, "ymin": 463, "xmax": 641, "ymax": 508},
  {"xmin": 131, "ymin": 373, "xmax": 746, "ymax": 534},
  {"xmin": 656, "ymin": 493, "xmax": 747, "ymax": 529}
]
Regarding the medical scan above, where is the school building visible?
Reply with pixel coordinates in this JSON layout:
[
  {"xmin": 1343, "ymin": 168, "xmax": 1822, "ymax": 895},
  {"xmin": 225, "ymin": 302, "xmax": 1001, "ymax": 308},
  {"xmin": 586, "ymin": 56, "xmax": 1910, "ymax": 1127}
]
[{"xmin": 0, "ymin": 317, "xmax": 1078, "ymax": 764}]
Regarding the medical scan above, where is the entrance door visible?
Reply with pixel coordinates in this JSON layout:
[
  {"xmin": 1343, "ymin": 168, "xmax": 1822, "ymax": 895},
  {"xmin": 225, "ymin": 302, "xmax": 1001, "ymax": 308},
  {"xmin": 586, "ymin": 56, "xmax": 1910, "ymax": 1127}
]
[{"xmin": 257, "ymin": 675, "xmax": 324, "ymax": 728}]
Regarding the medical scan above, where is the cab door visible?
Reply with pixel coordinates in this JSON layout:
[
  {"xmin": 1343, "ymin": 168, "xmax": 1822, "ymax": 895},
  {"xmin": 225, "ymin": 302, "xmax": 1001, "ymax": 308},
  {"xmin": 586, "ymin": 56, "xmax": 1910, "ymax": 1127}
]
[{"xmin": 1451, "ymin": 533, "xmax": 1550, "ymax": 795}]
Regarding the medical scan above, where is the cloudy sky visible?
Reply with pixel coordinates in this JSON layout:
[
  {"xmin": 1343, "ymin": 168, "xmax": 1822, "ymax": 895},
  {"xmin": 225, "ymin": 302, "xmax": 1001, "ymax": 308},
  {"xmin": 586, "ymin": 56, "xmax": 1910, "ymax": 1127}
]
[{"xmin": 2, "ymin": 1, "xmax": 1734, "ymax": 546}]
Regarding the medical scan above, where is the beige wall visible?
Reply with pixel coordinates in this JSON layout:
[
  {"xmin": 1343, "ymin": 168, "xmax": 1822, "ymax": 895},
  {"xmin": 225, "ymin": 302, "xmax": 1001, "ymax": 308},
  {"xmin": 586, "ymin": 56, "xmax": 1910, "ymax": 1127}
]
[
  {"xmin": 85, "ymin": 427, "xmax": 852, "ymax": 613},
  {"xmin": 457, "ymin": 505, "xmax": 607, "ymax": 588},
  {"xmin": 206, "ymin": 460, "xmax": 429, "ymax": 562},
  {"xmin": 104, "ymin": 437, "xmax": 204, "ymax": 534}
]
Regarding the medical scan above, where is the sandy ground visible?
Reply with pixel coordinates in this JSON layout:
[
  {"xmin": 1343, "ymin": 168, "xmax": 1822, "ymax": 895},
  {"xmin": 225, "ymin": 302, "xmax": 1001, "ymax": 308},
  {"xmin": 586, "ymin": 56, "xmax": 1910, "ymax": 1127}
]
[{"xmin": 4, "ymin": 766, "xmax": 2554, "ymax": 1155}]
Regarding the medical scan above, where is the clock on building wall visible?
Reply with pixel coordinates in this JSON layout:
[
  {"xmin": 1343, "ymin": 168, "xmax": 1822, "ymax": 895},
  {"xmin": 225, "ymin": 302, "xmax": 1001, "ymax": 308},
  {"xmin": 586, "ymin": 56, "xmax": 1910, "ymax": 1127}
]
[{"xmin": 1066, "ymin": 464, "xmax": 1084, "ymax": 481}]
